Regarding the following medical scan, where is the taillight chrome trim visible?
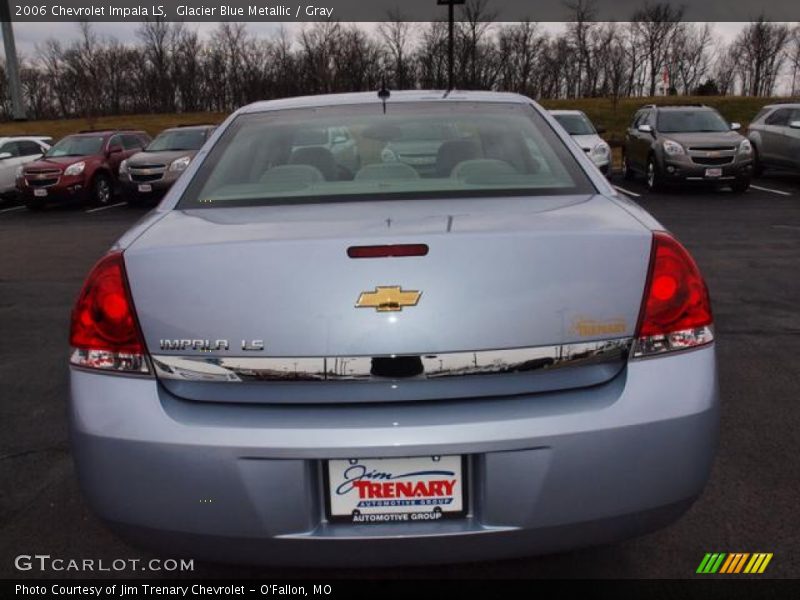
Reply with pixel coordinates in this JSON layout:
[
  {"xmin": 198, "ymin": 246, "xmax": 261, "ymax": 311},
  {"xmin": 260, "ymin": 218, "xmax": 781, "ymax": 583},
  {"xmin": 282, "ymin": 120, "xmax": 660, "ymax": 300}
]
[
  {"xmin": 150, "ymin": 338, "xmax": 632, "ymax": 383},
  {"xmin": 631, "ymin": 325, "xmax": 714, "ymax": 359},
  {"xmin": 69, "ymin": 348, "xmax": 150, "ymax": 374}
]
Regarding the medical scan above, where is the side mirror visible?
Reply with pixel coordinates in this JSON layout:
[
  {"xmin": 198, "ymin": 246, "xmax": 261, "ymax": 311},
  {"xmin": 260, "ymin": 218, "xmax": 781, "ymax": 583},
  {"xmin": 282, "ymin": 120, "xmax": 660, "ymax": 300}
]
[
  {"xmin": 730, "ymin": 122, "xmax": 741, "ymax": 131},
  {"xmin": 637, "ymin": 124, "xmax": 653, "ymax": 134},
  {"xmin": 332, "ymin": 135, "xmax": 347, "ymax": 145},
  {"xmin": 789, "ymin": 121, "xmax": 800, "ymax": 130},
  {"xmin": 0, "ymin": 152, "xmax": 12, "ymax": 160},
  {"xmin": 107, "ymin": 144, "xmax": 123, "ymax": 155},
  {"xmin": 595, "ymin": 126, "xmax": 607, "ymax": 135}
]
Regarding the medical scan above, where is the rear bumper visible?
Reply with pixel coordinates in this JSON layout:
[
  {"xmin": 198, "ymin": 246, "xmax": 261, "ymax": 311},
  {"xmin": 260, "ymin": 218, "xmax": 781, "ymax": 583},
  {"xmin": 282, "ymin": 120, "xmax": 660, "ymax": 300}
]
[{"xmin": 69, "ymin": 345, "xmax": 718, "ymax": 566}]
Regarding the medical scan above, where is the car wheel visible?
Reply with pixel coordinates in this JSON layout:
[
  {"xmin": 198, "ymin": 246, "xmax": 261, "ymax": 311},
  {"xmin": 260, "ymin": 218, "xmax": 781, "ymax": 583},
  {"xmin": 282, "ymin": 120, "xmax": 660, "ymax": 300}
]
[
  {"xmin": 92, "ymin": 173, "xmax": 112, "ymax": 206},
  {"xmin": 646, "ymin": 157, "xmax": 663, "ymax": 191},
  {"xmin": 731, "ymin": 177, "xmax": 751, "ymax": 193},
  {"xmin": 622, "ymin": 153, "xmax": 635, "ymax": 180}
]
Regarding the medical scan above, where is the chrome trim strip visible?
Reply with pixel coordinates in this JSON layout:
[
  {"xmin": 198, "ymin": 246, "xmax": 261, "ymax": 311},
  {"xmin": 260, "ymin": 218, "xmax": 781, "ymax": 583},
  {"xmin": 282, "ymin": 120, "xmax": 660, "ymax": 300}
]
[{"xmin": 151, "ymin": 338, "xmax": 632, "ymax": 383}]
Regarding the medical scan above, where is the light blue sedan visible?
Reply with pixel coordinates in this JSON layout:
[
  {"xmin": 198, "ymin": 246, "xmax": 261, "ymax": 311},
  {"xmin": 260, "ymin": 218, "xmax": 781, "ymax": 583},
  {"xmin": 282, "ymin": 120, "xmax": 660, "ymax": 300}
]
[{"xmin": 68, "ymin": 91, "xmax": 718, "ymax": 566}]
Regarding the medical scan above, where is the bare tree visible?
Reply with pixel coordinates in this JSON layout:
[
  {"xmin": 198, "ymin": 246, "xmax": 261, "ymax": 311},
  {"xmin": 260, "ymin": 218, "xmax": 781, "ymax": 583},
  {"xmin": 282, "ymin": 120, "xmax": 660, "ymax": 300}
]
[
  {"xmin": 378, "ymin": 10, "xmax": 414, "ymax": 89},
  {"xmin": 497, "ymin": 21, "xmax": 546, "ymax": 97},
  {"xmin": 733, "ymin": 17, "xmax": 790, "ymax": 96},
  {"xmin": 785, "ymin": 24, "xmax": 800, "ymax": 96},
  {"xmin": 670, "ymin": 23, "xmax": 713, "ymax": 95},
  {"xmin": 565, "ymin": 0, "xmax": 598, "ymax": 97},
  {"xmin": 632, "ymin": 2, "xmax": 684, "ymax": 96},
  {"xmin": 456, "ymin": 0, "xmax": 500, "ymax": 89}
]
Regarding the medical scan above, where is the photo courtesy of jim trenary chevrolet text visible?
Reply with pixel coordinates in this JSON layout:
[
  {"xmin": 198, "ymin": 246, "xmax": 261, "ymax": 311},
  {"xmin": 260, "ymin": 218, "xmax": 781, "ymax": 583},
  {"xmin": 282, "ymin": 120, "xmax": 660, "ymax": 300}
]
[{"xmin": 1, "ymin": 0, "xmax": 799, "ymax": 596}]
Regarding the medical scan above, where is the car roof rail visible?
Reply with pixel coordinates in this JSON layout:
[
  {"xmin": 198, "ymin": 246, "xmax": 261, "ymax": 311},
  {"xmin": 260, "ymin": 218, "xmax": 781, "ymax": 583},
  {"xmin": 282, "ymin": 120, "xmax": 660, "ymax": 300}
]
[{"xmin": 173, "ymin": 123, "xmax": 216, "ymax": 128}]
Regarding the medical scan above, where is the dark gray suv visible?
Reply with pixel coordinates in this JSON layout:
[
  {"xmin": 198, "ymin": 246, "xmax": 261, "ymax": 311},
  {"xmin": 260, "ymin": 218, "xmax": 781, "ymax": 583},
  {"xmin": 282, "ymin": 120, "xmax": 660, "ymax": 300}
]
[{"xmin": 623, "ymin": 105, "xmax": 753, "ymax": 192}]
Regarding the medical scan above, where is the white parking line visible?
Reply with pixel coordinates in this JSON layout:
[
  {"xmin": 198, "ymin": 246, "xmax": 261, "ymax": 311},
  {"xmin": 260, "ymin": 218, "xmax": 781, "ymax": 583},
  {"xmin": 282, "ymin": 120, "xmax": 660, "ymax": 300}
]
[
  {"xmin": 0, "ymin": 205, "xmax": 25, "ymax": 214},
  {"xmin": 613, "ymin": 185, "xmax": 641, "ymax": 198},
  {"xmin": 750, "ymin": 185, "xmax": 792, "ymax": 197},
  {"xmin": 85, "ymin": 202, "xmax": 126, "ymax": 214}
]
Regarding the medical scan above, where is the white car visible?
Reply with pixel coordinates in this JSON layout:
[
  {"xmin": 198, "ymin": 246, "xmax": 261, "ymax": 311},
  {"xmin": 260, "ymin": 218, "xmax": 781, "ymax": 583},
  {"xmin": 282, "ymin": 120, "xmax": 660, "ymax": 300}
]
[
  {"xmin": 550, "ymin": 110, "xmax": 611, "ymax": 175},
  {"xmin": 0, "ymin": 136, "xmax": 52, "ymax": 199}
]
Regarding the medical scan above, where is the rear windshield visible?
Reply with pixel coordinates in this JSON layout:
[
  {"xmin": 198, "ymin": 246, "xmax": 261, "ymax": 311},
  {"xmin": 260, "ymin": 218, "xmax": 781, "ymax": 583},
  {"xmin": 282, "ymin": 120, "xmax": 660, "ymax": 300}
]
[
  {"xmin": 657, "ymin": 110, "xmax": 729, "ymax": 133},
  {"xmin": 553, "ymin": 113, "xmax": 596, "ymax": 136},
  {"xmin": 178, "ymin": 101, "xmax": 595, "ymax": 209},
  {"xmin": 147, "ymin": 129, "xmax": 208, "ymax": 152},
  {"xmin": 45, "ymin": 136, "xmax": 104, "ymax": 157}
]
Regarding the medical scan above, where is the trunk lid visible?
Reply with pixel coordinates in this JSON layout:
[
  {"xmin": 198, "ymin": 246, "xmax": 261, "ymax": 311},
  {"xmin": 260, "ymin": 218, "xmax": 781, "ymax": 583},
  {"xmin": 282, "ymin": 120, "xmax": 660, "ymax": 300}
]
[{"xmin": 124, "ymin": 194, "xmax": 652, "ymax": 403}]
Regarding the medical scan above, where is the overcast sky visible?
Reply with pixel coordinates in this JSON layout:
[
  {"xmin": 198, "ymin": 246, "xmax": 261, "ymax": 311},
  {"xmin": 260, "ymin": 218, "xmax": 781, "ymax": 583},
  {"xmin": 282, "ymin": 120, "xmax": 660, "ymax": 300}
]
[{"xmin": 3, "ymin": 21, "xmax": 751, "ymax": 58}]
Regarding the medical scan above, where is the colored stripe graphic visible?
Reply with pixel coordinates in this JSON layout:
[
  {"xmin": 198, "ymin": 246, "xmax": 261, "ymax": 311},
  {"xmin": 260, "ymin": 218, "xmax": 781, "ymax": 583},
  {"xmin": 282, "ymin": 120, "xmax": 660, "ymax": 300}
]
[
  {"xmin": 744, "ymin": 553, "xmax": 773, "ymax": 574},
  {"xmin": 720, "ymin": 553, "xmax": 749, "ymax": 573},
  {"xmin": 700, "ymin": 553, "xmax": 773, "ymax": 574},
  {"xmin": 697, "ymin": 553, "xmax": 713, "ymax": 573},
  {"xmin": 719, "ymin": 553, "xmax": 737, "ymax": 573},
  {"xmin": 697, "ymin": 553, "xmax": 727, "ymax": 573}
]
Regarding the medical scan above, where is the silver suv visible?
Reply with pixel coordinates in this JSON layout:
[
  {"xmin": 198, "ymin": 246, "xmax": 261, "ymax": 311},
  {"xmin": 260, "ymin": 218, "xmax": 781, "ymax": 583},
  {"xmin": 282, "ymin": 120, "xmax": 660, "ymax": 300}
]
[{"xmin": 746, "ymin": 104, "xmax": 800, "ymax": 175}]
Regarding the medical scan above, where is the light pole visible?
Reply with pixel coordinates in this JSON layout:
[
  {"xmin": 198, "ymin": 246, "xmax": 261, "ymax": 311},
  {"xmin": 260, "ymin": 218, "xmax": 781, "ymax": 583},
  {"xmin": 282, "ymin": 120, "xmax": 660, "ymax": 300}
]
[
  {"xmin": 437, "ymin": 0, "xmax": 465, "ymax": 91},
  {"xmin": 0, "ymin": 0, "xmax": 26, "ymax": 120}
]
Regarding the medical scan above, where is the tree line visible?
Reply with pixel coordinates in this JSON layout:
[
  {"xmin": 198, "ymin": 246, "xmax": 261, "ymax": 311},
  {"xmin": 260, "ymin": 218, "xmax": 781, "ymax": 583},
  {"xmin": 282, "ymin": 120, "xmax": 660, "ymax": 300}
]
[{"xmin": 1, "ymin": 0, "xmax": 799, "ymax": 121}]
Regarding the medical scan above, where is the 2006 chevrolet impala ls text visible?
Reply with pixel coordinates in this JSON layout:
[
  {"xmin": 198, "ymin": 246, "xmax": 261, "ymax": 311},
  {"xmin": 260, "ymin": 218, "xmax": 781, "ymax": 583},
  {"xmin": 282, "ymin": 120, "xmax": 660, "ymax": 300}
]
[{"xmin": 68, "ymin": 90, "xmax": 718, "ymax": 566}]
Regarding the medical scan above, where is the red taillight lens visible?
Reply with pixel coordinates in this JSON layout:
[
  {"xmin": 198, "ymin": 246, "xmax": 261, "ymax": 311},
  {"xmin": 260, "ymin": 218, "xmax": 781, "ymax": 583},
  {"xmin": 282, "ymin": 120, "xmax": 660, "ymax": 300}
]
[
  {"xmin": 633, "ymin": 232, "xmax": 714, "ymax": 357},
  {"xmin": 69, "ymin": 251, "xmax": 149, "ymax": 373}
]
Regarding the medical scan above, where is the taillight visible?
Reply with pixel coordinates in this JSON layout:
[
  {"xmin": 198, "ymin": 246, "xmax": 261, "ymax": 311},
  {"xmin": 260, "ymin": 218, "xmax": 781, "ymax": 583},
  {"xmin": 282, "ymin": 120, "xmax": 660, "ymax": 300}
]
[
  {"xmin": 633, "ymin": 232, "xmax": 714, "ymax": 358},
  {"xmin": 69, "ymin": 251, "xmax": 149, "ymax": 373}
]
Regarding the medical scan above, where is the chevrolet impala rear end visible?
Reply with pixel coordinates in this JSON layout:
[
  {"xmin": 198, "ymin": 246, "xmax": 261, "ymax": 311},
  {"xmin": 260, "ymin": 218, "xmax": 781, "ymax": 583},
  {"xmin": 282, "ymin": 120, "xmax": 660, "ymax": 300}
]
[{"xmin": 68, "ymin": 91, "xmax": 718, "ymax": 566}]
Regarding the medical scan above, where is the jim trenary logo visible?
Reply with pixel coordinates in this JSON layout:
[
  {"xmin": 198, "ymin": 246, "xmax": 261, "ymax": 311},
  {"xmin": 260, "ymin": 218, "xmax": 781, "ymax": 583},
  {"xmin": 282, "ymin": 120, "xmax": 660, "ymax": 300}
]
[{"xmin": 696, "ymin": 552, "xmax": 773, "ymax": 574}]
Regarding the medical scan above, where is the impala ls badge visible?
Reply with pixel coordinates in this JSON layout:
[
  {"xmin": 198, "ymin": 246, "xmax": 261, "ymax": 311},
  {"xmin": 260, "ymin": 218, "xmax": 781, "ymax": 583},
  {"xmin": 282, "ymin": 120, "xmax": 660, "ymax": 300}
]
[{"xmin": 356, "ymin": 286, "xmax": 421, "ymax": 312}]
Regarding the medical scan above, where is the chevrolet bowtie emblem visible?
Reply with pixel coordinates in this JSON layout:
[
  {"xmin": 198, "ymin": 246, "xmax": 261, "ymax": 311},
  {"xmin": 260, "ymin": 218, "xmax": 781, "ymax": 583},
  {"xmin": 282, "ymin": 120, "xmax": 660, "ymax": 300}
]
[{"xmin": 356, "ymin": 286, "xmax": 421, "ymax": 312}]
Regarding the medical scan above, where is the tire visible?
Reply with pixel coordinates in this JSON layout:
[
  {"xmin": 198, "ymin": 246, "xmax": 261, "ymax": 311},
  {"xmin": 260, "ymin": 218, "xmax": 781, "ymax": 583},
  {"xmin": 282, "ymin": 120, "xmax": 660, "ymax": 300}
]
[
  {"xmin": 91, "ymin": 173, "xmax": 113, "ymax": 206},
  {"xmin": 731, "ymin": 177, "xmax": 751, "ymax": 193},
  {"xmin": 622, "ymin": 153, "xmax": 635, "ymax": 181},
  {"xmin": 646, "ymin": 156, "xmax": 664, "ymax": 192}
]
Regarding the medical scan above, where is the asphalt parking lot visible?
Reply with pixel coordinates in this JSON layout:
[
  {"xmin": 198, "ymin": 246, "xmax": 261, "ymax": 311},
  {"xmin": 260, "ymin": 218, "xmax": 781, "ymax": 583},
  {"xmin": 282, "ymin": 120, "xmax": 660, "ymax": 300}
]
[{"xmin": 1, "ymin": 174, "xmax": 798, "ymax": 579}]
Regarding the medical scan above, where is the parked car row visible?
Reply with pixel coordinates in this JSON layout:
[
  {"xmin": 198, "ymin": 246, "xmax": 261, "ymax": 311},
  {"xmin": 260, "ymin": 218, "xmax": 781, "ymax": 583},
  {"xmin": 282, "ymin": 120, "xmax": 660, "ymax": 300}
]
[
  {"xmin": 549, "ymin": 102, "xmax": 800, "ymax": 193},
  {"xmin": 3, "ymin": 101, "xmax": 798, "ymax": 211},
  {"xmin": 8, "ymin": 124, "xmax": 216, "ymax": 210}
]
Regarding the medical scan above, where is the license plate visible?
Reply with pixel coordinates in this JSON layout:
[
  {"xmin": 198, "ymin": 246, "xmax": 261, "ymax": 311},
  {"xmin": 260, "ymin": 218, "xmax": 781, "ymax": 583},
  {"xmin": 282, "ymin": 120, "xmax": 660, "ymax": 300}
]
[
  {"xmin": 138, "ymin": 184, "xmax": 152, "ymax": 193},
  {"xmin": 705, "ymin": 168, "xmax": 723, "ymax": 178},
  {"xmin": 326, "ymin": 455, "xmax": 466, "ymax": 524},
  {"xmin": 33, "ymin": 188, "xmax": 47, "ymax": 197}
]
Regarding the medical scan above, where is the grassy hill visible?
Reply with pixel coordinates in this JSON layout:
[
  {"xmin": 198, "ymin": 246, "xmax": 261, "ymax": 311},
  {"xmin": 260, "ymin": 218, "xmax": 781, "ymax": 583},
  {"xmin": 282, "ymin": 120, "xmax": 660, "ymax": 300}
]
[
  {"xmin": 0, "ymin": 96, "xmax": 794, "ymax": 147},
  {"xmin": 0, "ymin": 112, "xmax": 227, "ymax": 141}
]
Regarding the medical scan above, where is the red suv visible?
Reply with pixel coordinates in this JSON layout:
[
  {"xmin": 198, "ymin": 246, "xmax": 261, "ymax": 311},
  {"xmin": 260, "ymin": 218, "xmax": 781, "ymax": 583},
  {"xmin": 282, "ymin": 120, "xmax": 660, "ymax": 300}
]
[{"xmin": 19, "ymin": 130, "xmax": 150, "ymax": 210}]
